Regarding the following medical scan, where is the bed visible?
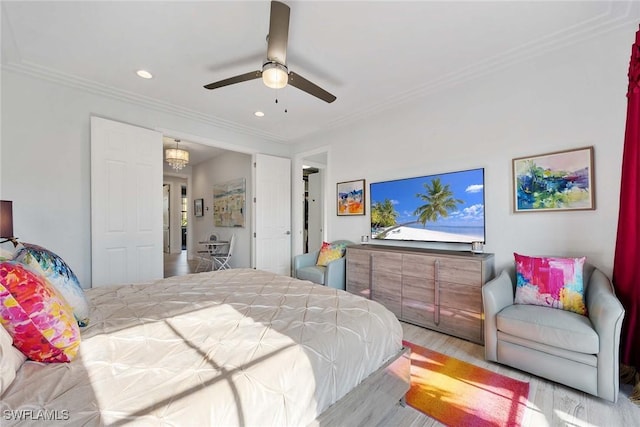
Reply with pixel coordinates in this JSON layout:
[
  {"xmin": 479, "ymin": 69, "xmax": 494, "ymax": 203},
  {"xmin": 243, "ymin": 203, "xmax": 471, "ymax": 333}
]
[{"xmin": 1, "ymin": 268, "xmax": 409, "ymax": 426}]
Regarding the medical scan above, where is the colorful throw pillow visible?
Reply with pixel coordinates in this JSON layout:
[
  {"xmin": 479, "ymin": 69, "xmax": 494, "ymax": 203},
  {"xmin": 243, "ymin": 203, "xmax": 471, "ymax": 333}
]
[
  {"xmin": 316, "ymin": 241, "xmax": 347, "ymax": 267},
  {"xmin": 14, "ymin": 243, "xmax": 90, "ymax": 327},
  {"xmin": 514, "ymin": 253, "xmax": 587, "ymax": 315},
  {"xmin": 0, "ymin": 261, "xmax": 80, "ymax": 362}
]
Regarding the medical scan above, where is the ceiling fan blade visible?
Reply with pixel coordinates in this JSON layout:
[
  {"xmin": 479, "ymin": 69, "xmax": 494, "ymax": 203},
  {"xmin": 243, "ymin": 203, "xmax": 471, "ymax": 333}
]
[
  {"xmin": 203, "ymin": 70, "xmax": 262, "ymax": 90},
  {"xmin": 288, "ymin": 72, "xmax": 337, "ymax": 103},
  {"xmin": 266, "ymin": 1, "xmax": 290, "ymax": 64}
]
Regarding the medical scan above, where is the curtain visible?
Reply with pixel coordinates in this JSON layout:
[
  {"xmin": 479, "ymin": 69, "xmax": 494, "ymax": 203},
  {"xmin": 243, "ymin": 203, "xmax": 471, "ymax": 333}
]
[{"xmin": 613, "ymin": 24, "xmax": 640, "ymax": 370}]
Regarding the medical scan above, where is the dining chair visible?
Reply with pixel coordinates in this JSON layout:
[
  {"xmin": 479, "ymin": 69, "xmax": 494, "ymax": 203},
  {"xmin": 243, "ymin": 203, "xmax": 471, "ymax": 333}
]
[
  {"xmin": 213, "ymin": 234, "xmax": 235, "ymax": 270},
  {"xmin": 195, "ymin": 233, "xmax": 219, "ymax": 272}
]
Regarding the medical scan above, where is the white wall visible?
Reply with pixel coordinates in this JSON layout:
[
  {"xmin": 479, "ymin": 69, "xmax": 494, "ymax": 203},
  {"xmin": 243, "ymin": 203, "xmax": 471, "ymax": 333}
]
[
  {"xmin": 191, "ymin": 151, "xmax": 252, "ymax": 268},
  {"xmin": 294, "ymin": 25, "xmax": 634, "ymax": 277},
  {"xmin": 0, "ymin": 70, "xmax": 289, "ymax": 287}
]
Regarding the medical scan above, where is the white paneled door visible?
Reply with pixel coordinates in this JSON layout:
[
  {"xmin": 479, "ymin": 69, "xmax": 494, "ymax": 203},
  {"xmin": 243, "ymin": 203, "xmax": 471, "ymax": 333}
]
[
  {"xmin": 254, "ymin": 154, "xmax": 292, "ymax": 275},
  {"xmin": 90, "ymin": 117, "xmax": 163, "ymax": 287}
]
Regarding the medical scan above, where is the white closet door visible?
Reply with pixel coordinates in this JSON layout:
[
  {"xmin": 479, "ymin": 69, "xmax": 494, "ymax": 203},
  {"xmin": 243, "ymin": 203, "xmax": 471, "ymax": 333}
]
[
  {"xmin": 254, "ymin": 153, "xmax": 291, "ymax": 275},
  {"xmin": 90, "ymin": 117, "xmax": 163, "ymax": 287}
]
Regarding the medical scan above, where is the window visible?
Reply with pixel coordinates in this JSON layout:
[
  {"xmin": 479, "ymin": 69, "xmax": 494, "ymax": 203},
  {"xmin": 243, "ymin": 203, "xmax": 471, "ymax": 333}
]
[{"xmin": 181, "ymin": 186, "xmax": 188, "ymax": 227}]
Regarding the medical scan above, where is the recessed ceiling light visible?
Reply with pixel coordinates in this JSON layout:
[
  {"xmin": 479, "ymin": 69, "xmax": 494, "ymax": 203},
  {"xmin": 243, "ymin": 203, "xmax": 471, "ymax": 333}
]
[
  {"xmin": 254, "ymin": 111, "xmax": 265, "ymax": 117},
  {"xmin": 136, "ymin": 70, "xmax": 153, "ymax": 79}
]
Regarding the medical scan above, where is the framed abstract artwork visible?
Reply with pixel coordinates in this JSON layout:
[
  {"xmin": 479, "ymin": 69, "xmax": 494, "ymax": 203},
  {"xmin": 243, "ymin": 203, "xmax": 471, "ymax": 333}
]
[
  {"xmin": 194, "ymin": 199, "xmax": 204, "ymax": 217},
  {"xmin": 213, "ymin": 178, "xmax": 246, "ymax": 227},
  {"xmin": 513, "ymin": 146, "xmax": 595, "ymax": 212},
  {"xmin": 337, "ymin": 179, "xmax": 365, "ymax": 216}
]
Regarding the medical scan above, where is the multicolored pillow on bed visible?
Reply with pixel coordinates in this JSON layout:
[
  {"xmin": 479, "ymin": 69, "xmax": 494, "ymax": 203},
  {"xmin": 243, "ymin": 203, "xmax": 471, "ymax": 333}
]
[
  {"xmin": 316, "ymin": 241, "xmax": 347, "ymax": 267},
  {"xmin": 0, "ymin": 261, "xmax": 80, "ymax": 362},
  {"xmin": 514, "ymin": 253, "xmax": 587, "ymax": 316},
  {"xmin": 14, "ymin": 243, "xmax": 90, "ymax": 327}
]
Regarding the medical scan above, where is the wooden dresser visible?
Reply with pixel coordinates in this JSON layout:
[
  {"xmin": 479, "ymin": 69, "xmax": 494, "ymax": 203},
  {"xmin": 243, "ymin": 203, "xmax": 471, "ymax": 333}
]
[{"xmin": 346, "ymin": 244, "xmax": 495, "ymax": 344}]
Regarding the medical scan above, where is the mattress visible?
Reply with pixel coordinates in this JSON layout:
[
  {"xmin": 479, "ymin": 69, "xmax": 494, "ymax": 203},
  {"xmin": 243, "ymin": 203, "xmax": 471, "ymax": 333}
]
[{"xmin": 1, "ymin": 268, "xmax": 402, "ymax": 426}]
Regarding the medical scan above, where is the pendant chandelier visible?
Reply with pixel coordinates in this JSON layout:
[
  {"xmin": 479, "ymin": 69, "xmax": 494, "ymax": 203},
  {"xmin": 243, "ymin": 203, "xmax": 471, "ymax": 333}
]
[{"xmin": 165, "ymin": 139, "xmax": 189, "ymax": 171}]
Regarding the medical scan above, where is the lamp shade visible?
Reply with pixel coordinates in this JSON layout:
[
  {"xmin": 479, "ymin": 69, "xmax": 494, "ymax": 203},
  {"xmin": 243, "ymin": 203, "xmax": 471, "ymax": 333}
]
[
  {"xmin": 0, "ymin": 200, "xmax": 14, "ymax": 238},
  {"xmin": 165, "ymin": 148, "xmax": 190, "ymax": 171},
  {"xmin": 262, "ymin": 62, "xmax": 289, "ymax": 89}
]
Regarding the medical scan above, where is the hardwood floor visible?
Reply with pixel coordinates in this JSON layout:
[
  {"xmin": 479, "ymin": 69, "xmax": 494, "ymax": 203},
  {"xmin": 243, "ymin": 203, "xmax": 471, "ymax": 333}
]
[
  {"xmin": 163, "ymin": 250, "xmax": 199, "ymax": 278},
  {"xmin": 160, "ymin": 254, "xmax": 639, "ymax": 426},
  {"xmin": 378, "ymin": 322, "xmax": 640, "ymax": 427}
]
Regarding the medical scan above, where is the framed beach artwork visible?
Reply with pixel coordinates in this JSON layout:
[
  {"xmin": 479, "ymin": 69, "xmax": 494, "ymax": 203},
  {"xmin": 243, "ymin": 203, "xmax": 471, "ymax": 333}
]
[
  {"xmin": 213, "ymin": 178, "xmax": 246, "ymax": 227},
  {"xmin": 513, "ymin": 146, "xmax": 595, "ymax": 213},
  {"xmin": 337, "ymin": 179, "xmax": 366, "ymax": 216},
  {"xmin": 194, "ymin": 199, "xmax": 204, "ymax": 217}
]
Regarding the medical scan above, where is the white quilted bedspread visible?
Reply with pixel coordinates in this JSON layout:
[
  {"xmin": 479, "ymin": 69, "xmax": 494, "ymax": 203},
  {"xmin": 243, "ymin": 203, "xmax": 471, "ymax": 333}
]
[{"xmin": 1, "ymin": 269, "xmax": 402, "ymax": 426}]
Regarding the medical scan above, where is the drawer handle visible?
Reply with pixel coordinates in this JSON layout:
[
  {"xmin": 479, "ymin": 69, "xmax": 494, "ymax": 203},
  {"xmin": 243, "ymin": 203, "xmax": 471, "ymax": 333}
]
[{"xmin": 434, "ymin": 259, "xmax": 440, "ymax": 325}]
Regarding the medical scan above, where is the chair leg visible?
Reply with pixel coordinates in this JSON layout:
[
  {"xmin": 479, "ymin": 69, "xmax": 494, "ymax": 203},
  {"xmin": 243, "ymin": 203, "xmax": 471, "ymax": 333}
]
[
  {"xmin": 195, "ymin": 255, "xmax": 212, "ymax": 273},
  {"xmin": 213, "ymin": 257, "xmax": 230, "ymax": 271}
]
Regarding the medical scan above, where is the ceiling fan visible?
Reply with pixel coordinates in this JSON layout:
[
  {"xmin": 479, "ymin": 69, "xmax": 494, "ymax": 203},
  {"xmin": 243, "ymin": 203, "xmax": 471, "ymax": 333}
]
[{"xmin": 203, "ymin": 1, "xmax": 336, "ymax": 103}]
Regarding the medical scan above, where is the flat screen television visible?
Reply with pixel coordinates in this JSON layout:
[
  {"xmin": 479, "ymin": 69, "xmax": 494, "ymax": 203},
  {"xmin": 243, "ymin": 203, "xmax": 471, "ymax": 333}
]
[{"xmin": 370, "ymin": 168, "xmax": 485, "ymax": 244}]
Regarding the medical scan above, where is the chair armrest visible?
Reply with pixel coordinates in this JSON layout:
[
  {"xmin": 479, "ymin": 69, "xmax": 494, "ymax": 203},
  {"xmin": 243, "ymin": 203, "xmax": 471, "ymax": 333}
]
[
  {"xmin": 482, "ymin": 270, "xmax": 515, "ymax": 361},
  {"xmin": 325, "ymin": 256, "xmax": 346, "ymax": 290},
  {"xmin": 294, "ymin": 251, "xmax": 319, "ymax": 276},
  {"xmin": 585, "ymin": 268, "xmax": 625, "ymax": 402}
]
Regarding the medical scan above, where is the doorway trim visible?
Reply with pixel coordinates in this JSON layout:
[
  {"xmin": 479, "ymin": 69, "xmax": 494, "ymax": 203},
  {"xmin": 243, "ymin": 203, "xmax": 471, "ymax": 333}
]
[
  {"xmin": 163, "ymin": 171, "xmax": 193, "ymax": 257},
  {"xmin": 292, "ymin": 146, "xmax": 330, "ymax": 258},
  {"xmin": 157, "ymin": 128, "xmax": 258, "ymax": 262}
]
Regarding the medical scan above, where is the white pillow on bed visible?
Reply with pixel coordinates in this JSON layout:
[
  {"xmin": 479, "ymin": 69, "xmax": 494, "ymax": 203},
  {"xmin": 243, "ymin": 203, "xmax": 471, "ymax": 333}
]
[
  {"xmin": 0, "ymin": 323, "xmax": 27, "ymax": 395},
  {"xmin": 0, "ymin": 241, "xmax": 16, "ymax": 260}
]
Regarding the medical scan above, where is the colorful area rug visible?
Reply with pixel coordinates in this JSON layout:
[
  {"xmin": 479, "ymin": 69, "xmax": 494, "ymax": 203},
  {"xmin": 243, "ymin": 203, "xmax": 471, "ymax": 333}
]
[{"xmin": 403, "ymin": 340, "xmax": 530, "ymax": 427}]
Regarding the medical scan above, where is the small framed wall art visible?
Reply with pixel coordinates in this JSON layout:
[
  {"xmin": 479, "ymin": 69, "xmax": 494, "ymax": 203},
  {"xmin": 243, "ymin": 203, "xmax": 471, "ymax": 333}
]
[
  {"xmin": 194, "ymin": 198, "xmax": 204, "ymax": 217},
  {"xmin": 512, "ymin": 146, "xmax": 595, "ymax": 212},
  {"xmin": 337, "ymin": 179, "xmax": 366, "ymax": 216}
]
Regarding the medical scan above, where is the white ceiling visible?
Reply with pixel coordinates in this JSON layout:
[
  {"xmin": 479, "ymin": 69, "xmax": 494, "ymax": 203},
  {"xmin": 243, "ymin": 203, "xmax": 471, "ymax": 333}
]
[{"xmin": 2, "ymin": 1, "xmax": 639, "ymax": 145}]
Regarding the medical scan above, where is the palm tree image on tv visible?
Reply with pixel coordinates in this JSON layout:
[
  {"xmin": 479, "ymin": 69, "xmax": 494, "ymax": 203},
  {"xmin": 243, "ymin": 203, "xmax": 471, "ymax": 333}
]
[
  {"xmin": 413, "ymin": 178, "xmax": 463, "ymax": 226},
  {"xmin": 373, "ymin": 178, "xmax": 462, "ymax": 239},
  {"xmin": 371, "ymin": 199, "xmax": 398, "ymax": 229},
  {"xmin": 370, "ymin": 169, "xmax": 485, "ymax": 243}
]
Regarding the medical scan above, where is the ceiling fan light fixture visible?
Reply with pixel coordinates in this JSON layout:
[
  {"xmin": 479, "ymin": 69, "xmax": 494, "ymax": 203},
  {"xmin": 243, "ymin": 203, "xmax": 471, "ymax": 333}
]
[{"xmin": 262, "ymin": 61, "xmax": 288, "ymax": 89}]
